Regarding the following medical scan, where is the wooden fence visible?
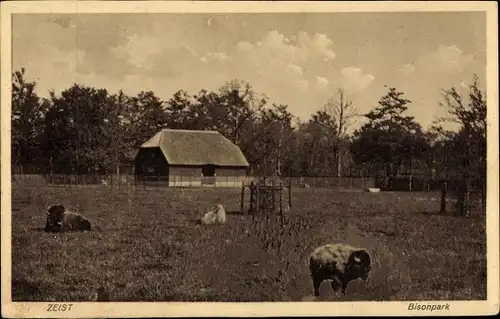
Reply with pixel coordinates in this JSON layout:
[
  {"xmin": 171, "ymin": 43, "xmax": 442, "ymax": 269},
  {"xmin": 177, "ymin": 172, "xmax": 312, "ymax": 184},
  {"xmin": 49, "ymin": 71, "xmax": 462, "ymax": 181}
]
[
  {"xmin": 11, "ymin": 174, "xmax": 376, "ymax": 191},
  {"xmin": 373, "ymin": 176, "xmax": 485, "ymax": 192}
]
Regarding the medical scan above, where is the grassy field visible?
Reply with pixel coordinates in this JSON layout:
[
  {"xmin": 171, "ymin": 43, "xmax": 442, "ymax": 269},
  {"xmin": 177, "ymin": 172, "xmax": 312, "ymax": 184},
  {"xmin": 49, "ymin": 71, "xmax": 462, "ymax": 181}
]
[{"xmin": 11, "ymin": 184, "xmax": 486, "ymax": 302}]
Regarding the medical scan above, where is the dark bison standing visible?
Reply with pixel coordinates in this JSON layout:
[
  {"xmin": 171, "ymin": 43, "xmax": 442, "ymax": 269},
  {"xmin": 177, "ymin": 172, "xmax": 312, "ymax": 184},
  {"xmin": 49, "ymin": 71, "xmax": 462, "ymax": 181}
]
[
  {"xmin": 308, "ymin": 243, "xmax": 372, "ymax": 297},
  {"xmin": 45, "ymin": 205, "xmax": 92, "ymax": 233}
]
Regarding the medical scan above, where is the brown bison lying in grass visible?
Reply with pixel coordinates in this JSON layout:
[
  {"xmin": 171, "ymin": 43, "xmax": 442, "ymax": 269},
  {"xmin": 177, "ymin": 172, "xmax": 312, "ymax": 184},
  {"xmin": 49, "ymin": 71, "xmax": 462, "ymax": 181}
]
[
  {"xmin": 309, "ymin": 243, "xmax": 372, "ymax": 297},
  {"xmin": 45, "ymin": 204, "xmax": 92, "ymax": 233}
]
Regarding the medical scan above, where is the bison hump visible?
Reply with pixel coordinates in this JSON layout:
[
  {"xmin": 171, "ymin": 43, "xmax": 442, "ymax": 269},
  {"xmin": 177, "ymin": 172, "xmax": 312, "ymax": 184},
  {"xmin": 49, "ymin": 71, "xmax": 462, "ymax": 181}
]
[{"xmin": 310, "ymin": 243, "xmax": 356, "ymax": 273}]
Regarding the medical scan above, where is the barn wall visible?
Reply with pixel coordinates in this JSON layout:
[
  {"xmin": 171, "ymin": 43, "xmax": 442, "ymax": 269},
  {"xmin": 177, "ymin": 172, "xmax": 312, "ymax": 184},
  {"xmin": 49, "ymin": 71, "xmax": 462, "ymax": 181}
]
[
  {"xmin": 169, "ymin": 166, "xmax": 202, "ymax": 176},
  {"xmin": 135, "ymin": 148, "xmax": 169, "ymax": 177},
  {"xmin": 168, "ymin": 166, "xmax": 248, "ymax": 177},
  {"xmin": 214, "ymin": 166, "xmax": 248, "ymax": 177}
]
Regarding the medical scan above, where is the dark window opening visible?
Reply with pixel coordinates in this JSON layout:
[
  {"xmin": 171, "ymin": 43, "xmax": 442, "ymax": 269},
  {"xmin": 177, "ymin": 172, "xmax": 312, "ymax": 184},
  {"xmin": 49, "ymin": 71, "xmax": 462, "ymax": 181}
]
[{"xmin": 202, "ymin": 165, "xmax": 216, "ymax": 177}]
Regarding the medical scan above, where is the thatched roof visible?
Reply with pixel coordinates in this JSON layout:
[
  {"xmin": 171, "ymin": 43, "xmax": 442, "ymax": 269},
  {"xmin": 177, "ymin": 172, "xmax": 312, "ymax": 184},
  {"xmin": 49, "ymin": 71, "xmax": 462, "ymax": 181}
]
[{"xmin": 139, "ymin": 129, "xmax": 249, "ymax": 167}]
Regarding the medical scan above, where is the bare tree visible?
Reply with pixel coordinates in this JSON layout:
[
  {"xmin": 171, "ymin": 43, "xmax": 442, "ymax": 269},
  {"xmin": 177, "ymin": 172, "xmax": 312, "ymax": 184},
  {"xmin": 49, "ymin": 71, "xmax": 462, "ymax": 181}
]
[
  {"xmin": 324, "ymin": 88, "xmax": 359, "ymax": 177},
  {"xmin": 218, "ymin": 79, "xmax": 268, "ymax": 145}
]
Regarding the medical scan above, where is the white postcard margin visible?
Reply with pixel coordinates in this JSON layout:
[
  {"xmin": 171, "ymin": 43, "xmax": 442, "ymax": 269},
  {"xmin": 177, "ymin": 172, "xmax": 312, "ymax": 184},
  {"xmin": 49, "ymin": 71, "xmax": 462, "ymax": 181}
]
[{"xmin": 1, "ymin": 1, "xmax": 498, "ymax": 317}]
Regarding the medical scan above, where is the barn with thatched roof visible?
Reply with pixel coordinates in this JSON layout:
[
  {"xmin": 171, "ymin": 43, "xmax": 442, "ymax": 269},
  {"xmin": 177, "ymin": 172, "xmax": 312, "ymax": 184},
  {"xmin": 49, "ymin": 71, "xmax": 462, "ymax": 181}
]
[{"xmin": 134, "ymin": 129, "xmax": 250, "ymax": 186}]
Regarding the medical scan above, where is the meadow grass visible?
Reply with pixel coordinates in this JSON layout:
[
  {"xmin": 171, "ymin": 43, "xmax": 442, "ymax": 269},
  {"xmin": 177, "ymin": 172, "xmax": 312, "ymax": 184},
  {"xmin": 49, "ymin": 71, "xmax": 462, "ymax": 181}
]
[{"xmin": 10, "ymin": 184, "xmax": 486, "ymax": 302}]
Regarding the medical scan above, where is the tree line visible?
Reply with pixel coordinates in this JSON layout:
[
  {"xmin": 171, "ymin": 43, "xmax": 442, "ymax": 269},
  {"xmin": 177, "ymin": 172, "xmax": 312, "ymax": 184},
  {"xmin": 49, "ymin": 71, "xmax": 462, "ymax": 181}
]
[{"xmin": 11, "ymin": 68, "xmax": 486, "ymax": 184}]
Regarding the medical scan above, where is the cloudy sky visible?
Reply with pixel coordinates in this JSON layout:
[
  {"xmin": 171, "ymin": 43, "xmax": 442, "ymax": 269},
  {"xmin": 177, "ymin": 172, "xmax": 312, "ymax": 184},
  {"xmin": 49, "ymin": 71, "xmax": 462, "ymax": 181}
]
[{"xmin": 12, "ymin": 12, "xmax": 486, "ymax": 130}]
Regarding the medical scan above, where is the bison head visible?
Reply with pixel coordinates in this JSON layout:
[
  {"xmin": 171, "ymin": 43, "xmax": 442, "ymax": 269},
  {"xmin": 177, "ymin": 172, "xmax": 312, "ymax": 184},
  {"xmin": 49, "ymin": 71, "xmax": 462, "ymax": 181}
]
[
  {"xmin": 346, "ymin": 249, "xmax": 372, "ymax": 281},
  {"xmin": 45, "ymin": 205, "xmax": 66, "ymax": 232}
]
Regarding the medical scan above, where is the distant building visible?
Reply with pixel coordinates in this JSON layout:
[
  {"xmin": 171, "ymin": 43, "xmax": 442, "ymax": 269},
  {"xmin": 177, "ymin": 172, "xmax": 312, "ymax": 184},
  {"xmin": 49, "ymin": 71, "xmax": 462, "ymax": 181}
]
[{"xmin": 134, "ymin": 129, "xmax": 250, "ymax": 184}]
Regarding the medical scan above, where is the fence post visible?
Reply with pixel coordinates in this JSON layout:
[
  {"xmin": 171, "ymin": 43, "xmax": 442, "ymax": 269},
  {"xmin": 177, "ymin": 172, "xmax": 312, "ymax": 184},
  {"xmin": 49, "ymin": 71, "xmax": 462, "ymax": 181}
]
[
  {"xmin": 116, "ymin": 166, "xmax": 120, "ymax": 191},
  {"xmin": 440, "ymin": 181, "xmax": 448, "ymax": 214},
  {"xmin": 271, "ymin": 179, "xmax": 276, "ymax": 214},
  {"xmin": 279, "ymin": 180, "xmax": 283, "ymax": 223},
  {"xmin": 256, "ymin": 182, "xmax": 260, "ymax": 216},
  {"xmin": 288, "ymin": 179, "xmax": 292, "ymax": 208},
  {"xmin": 249, "ymin": 182, "xmax": 254, "ymax": 215},
  {"xmin": 361, "ymin": 176, "xmax": 364, "ymax": 190},
  {"xmin": 241, "ymin": 182, "xmax": 245, "ymax": 214}
]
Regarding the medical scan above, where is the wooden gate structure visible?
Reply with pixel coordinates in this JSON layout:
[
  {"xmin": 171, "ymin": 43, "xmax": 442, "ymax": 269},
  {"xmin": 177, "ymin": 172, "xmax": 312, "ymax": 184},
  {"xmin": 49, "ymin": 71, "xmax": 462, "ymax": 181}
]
[{"xmin": 240, "ymin": 177, "xmax": 292, "ymax": 217}]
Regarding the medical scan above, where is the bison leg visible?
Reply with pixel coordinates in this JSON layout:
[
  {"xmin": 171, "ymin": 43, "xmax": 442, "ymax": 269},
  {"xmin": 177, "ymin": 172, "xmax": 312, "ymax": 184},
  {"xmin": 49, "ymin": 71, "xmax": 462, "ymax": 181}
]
[
  {"xmin": 330, "ymin": 278, "xmax": 342, "ymax": 295},
  {"xmin": 341, "ymin": 281, "xmax": 349, "ymax": 295},
  {"xmin": 312, "ymin": 275, "xmax": 323, "ymax": 297},
  {"xmin": 44, "ymin": 220, "xmax": 51, "ymax": 232},
  {"xmin": 45, "ymin": 220, "xmax": 61, "ymax": 233}
]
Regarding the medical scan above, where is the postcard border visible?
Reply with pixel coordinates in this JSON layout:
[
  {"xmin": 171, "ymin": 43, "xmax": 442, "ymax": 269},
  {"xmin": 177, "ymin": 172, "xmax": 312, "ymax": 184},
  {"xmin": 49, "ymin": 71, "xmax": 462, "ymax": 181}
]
[{"xmin": 1, "ymin": 1, "xmax": 499, "ymax": 317}]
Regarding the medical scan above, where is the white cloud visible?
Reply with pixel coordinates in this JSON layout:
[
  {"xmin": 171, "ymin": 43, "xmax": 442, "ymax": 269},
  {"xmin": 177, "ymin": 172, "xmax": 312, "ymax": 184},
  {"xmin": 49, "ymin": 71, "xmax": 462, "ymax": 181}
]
[
  {"xmin": 315, "ymin": 76, "xmax": 329, "ymax": 89},
  {"xmin": 236, "ymin": 41, "xmax": 255, "ymax": 52},
  {"xmin": 221, "ymin": 31, "xmax": 344, "ymax": 118},
  {"xmin": 237, "ymin": 30, "xmax": 337, "ymax": 67},
  {"xmin": 25, "ymin": 29, "xmax": 374, "ymax": 123},
  {"xmin": 296, "ymin": 32, "xmax": 336, "ymax": 62},
  {"xmin": 393, "ymin": 45, "xmax": 481, "ymax": 131},
  {"xmin": 200, "ymin": 51, "xmax": 231, "ymax": 63},
  {"xmin": 417, "ymin": 45, "xmax": 474, "ymax": 74},
  {"xmin": 340, "ymin": 67, "xmax": 375, "ymax": 92},
  {"xmin": 285, "ymin": 63, "xmax": 304, "ymax": 77},
  {"xmin": 112, "ymin": 30, "xmax": 372, "ymax": 120},
  {"xmin": 111, "ymin": 33, "xmax": 164, "ymax": 68}
]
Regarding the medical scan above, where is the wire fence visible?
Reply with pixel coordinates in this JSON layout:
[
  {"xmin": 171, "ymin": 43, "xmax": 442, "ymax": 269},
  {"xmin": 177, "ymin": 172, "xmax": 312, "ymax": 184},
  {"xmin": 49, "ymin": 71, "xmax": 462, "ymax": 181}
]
[
  {"xmin": 11, "ymin": 174, "xmax": 377, "ymax": 191},
  {"xmin": 10, "ymin": 173, "xmax": 485, "ymax": 194}
]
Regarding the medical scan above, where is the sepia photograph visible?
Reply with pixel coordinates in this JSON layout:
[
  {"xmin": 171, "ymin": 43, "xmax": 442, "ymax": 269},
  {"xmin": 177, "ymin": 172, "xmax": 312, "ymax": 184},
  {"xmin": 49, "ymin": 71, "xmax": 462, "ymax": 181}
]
[{"xmin": 1, "ymin": 1, "xmax": 498, "ymax": 317}]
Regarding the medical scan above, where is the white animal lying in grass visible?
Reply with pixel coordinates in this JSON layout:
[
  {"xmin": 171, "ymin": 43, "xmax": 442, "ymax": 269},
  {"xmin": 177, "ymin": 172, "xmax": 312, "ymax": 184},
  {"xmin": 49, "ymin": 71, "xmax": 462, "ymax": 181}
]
[
  {"xmin": 308, "ymin": 243, "xmax": 372, "ymax": 297},
  {"xmin": 197, "ymin": 204, "xmax": 227, "ymax": 225},
  {"xmin": 45, "ymin": 204, "xmax": 92, "ymax": 233}
]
